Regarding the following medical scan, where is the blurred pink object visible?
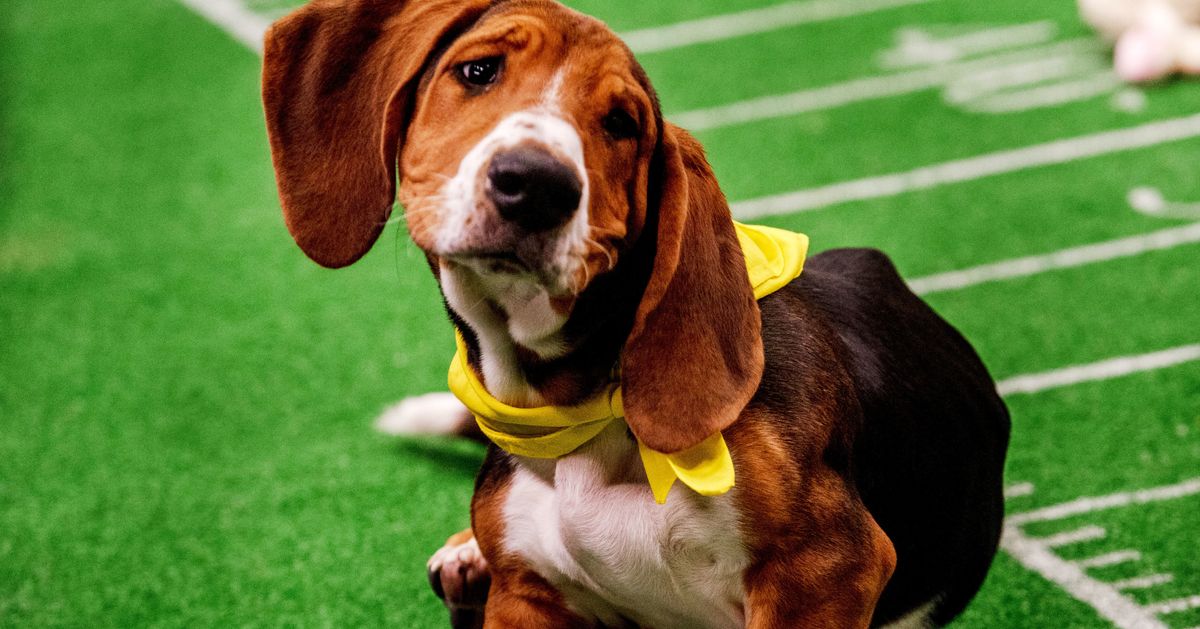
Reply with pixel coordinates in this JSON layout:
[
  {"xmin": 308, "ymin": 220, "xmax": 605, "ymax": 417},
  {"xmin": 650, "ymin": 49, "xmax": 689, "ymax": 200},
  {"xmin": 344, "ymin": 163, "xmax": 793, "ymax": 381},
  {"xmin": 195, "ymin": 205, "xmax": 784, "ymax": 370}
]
[{"xmin": 1078, "ymin": 0, "xmax": 1200, "ymax": 81}]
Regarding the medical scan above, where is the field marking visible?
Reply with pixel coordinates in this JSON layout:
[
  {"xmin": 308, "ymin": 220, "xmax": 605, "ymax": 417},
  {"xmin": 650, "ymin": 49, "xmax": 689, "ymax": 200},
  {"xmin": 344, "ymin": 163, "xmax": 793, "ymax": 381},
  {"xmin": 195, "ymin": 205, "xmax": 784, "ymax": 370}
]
[
  {"xmin": 995, "ymin": 344, "xmax": 1200, "ymax": 397},
  {"xmin": 1005, "ymin": 482, "xmax": 1036, "ymax": 499},
  {"xmin": 1041, "ymin": 525, "xmax": 1106, "ymax": 548},
  {"xmin": 1112, "ymin": 574, "xmax": 1175, "ymax": 591},
  {"xmin": 881, "ymin": 23, "xmax": 1120, "ymax": 116},
  {"xmin": 1076, "ymin": 550, "xmax": 1142, "ymax": 569},
  {"xmin": 729, "ymin": 113, "xmax": 1200, "ymax": 219},
  {"xmin": 1129, "ymin": 186, "xmax": 1200, "ymax": 219},
  {"xmin": 941, "ymin": 53, "xmax": 1104, "ymax": 106},
  {"xmin": 1003, "ymin": 477, "xmax": 1200, "ymax": 629},
  {"xmin": 620, "ymin": 0, "xmax": 934, "ymax": 54},
  {"xmin": 880, "ymin": 21, "xmax": 1058, "ymax": 68},
  {"xmin": 178, "ymin": 0, "xmax": 269, "ymax": 54},
  {"xmin": 953, "ymin": 71, "xmax": 1121, "ymax": 114},
  {"xmin": 1144, "ymin": 595, "xmax": 1200, "ymax": 616},
  {"xmin": 672, "ymin": 38, "xmax": 1100, "ymax": 131},
  {"xmin": 908, "ymin": 222, "xmax": 1200, "ymax": 295},
  {"xmin": 1001, "ymin": 528, "xmax": 1168, "ymax": 629},
  {"xmin": 1008, "ymin": 478, "xmax": 1200, "ymax": 525}
]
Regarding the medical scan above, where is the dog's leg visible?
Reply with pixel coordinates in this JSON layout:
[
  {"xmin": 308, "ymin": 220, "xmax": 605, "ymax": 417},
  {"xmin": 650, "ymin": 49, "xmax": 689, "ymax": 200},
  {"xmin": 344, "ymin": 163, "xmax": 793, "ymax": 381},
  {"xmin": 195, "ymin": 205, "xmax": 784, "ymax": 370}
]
[
  {"xmin": 375, "ymin": 392, "xmax": 484, "ymax": 442},
  {"xmin": 745, "ymin": 517, "xmax": 896, "ymax": 629},
  {"xmin": 482, "ymin": 570, "xmax": 588, "ymax": 628},
  {"xmin": 428, "ymin": 529, "xmax": 491, "ymax": 629}
]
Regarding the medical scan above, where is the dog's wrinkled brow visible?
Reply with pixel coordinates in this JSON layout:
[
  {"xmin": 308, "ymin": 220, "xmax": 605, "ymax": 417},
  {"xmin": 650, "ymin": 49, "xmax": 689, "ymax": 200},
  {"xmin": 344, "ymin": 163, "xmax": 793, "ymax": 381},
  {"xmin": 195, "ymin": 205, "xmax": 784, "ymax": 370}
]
[{"xmin": 414, "ymin": 12, "xmax": 496, "ymax": 98}]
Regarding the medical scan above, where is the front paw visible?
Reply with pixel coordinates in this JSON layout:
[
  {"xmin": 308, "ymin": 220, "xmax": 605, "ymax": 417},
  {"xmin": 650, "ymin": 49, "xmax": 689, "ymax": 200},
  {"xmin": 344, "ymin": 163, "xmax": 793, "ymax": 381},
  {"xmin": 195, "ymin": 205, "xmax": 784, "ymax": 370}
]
[{"xmin": 428, "ymin": 536, "xmax": 491, "ymax": 629}]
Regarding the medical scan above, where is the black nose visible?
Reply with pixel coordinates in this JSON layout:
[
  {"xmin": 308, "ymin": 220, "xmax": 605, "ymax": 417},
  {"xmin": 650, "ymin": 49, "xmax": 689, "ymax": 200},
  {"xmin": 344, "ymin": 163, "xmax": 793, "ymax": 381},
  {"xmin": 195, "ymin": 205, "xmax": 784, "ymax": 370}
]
[{"xmin": 487, "ymin": 147, "xmax": 582, "ymax": 232}]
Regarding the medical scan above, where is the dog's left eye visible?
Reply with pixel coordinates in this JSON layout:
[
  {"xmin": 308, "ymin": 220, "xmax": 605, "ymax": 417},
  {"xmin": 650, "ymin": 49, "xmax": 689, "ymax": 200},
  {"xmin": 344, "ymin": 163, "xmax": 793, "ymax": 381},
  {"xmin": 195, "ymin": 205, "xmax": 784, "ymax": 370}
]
[
  {"xmin": 602, "ymin": 108, "xmax": 639, "ymax": 140},
  {"xmin": 459, "ymin": 57, "xmax": 502, "ymax": 87}
]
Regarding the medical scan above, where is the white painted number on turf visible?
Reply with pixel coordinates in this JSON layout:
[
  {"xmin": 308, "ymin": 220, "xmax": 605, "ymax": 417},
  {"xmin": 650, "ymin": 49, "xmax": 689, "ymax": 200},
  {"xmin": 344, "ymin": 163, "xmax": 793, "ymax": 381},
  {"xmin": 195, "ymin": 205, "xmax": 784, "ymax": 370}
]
[{"xmin": 879, "ymin": 23, "xmax": 1126, "ymax": 115}]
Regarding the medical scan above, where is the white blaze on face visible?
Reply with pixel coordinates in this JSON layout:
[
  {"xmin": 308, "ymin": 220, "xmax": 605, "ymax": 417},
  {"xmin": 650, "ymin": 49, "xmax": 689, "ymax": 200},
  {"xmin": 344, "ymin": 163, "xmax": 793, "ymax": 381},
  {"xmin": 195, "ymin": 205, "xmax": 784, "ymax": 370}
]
[{"xmin": 434, "ymin": 70, "xmax": 591, "ymax": 401}]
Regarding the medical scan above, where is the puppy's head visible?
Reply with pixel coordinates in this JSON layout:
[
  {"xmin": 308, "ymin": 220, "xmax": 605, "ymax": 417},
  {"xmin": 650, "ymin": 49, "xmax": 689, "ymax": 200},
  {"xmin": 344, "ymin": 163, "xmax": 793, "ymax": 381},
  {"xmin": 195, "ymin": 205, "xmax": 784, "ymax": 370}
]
[{"xmin": 263, "ymin": 0, "xmax": 763, "ymax": 454}]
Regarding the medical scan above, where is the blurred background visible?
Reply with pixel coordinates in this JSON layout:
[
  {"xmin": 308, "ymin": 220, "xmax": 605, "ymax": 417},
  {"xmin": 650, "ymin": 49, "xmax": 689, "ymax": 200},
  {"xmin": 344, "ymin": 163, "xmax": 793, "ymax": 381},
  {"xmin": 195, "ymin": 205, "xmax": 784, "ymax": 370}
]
[{"xmin": 2, "ymin": 0, "xmax": 1198, "ymax": 626}]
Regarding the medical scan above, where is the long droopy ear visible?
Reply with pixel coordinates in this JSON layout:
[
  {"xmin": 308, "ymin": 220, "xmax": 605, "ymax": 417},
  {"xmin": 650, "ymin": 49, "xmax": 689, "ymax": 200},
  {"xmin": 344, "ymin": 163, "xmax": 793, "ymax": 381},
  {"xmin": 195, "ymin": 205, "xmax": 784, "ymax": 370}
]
[
  {"xmin": 621, "ymin": 123, "xmax": 765, "ymax": 455},
  {"xmin": 262, "ymin": 0, "xmax": 492, "ymax": 268}
]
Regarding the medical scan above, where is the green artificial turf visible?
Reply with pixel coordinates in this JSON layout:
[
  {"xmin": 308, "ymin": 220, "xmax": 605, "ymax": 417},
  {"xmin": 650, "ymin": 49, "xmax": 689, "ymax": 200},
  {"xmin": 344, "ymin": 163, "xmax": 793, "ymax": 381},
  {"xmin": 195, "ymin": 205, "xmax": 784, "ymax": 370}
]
[{"xmin": 2, "ymin": 0, "xmax": 1197, "ymax": 627}]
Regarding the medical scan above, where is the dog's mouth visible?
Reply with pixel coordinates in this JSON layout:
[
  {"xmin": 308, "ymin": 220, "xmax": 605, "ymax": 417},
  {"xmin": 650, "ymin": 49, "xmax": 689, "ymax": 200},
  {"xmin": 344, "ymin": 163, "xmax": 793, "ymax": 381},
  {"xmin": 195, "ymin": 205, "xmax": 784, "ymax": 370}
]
[
  {"xmin": 448, "ymin": 250, "xmax": 531, "ymax": 276},
  {"xmin": 443, "ymin": 246, "xmax": 577, "ymax": 296}
]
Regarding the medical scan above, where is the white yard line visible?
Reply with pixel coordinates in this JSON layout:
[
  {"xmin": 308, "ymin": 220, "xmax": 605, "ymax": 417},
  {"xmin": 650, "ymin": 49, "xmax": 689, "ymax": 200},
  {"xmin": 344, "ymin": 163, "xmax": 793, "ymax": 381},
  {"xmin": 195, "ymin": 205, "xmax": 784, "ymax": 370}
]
[
  {"xmin": 729, "ymin": 113, "xmax": 1200, "ymax": 219},
  {"xmin": 674, "ymin": 38, "xmax": 1100, "ymax": 131},
  {"xmin": 1002, "ymin": 477, "xmax": 1200, "ymax": 629},
  {"xmin": 178, "ymin": 0, "xmax": 269, "ymax": 54},
  {"xmin": 996, "ymin": 345, "xmax": 1200, "ymax": 397},
  {"xmin": 1008, "ymin": 478, "xmax": 1200, "ymax": 525},
  {"xmin": 908, "ymin": 222, "xmax": 1200, "ymax": 295},
  {"xmin": 620, "ymin": 0, "xmax": 934, "ymax": 54}
]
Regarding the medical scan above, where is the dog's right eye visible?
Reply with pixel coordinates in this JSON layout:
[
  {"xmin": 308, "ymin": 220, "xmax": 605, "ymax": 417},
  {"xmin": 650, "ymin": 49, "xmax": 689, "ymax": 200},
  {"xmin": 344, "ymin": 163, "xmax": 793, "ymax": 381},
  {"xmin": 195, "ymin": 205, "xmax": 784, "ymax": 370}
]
[
  {"xmin": 602, "ymin": 108, "xmax": 639, "ymax": 140},
  {"xmin": 458, "ymin": 57, "xmax": 502, "ymax": 87}
]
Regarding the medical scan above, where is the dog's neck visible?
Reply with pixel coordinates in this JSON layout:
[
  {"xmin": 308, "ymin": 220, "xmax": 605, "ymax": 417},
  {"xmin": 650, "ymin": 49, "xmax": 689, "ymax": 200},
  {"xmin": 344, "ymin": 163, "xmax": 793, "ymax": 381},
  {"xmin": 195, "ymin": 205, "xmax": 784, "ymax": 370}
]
[{"xmin": 440, "ymin": 229, "xmax": 655, "ymax": 408}]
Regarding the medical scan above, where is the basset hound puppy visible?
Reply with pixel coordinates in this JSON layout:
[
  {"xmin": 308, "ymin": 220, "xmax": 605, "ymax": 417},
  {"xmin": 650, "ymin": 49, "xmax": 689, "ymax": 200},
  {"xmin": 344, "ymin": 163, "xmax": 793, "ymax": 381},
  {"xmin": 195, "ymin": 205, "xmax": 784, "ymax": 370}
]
[{"xmin": 261, "ymin": 1, "xmax": 1011, "ymax": 627}]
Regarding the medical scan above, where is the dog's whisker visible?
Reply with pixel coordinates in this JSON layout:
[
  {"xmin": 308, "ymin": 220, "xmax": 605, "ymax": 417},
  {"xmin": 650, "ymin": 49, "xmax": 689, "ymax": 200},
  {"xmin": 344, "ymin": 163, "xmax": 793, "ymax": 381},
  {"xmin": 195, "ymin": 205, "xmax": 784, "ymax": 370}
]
[
  {"xmin": 402, "ymin": 195, "xmax": 448, "ymax": 211},
  {"xmin": 383, "ymin": 197, "xmax": 447, "ymax": 226},
  {"xmin": 574, "ymin": 258, "xmax": 593, "ymax": 295},
  {"xmin": 585, "ymin": 237, "xmax": 615, "ymax": 273},
  {"xmin": 465, "ymin": 293, "xmax": 492, "ymax": 315}
]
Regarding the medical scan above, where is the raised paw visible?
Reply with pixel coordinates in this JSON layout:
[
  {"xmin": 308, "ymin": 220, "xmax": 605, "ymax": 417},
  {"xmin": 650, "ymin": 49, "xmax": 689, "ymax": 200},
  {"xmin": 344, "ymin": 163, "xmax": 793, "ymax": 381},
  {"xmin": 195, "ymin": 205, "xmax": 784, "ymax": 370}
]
[{"xmin": 428, "ymin": 532, "xmax": 491, "ymax": 629}]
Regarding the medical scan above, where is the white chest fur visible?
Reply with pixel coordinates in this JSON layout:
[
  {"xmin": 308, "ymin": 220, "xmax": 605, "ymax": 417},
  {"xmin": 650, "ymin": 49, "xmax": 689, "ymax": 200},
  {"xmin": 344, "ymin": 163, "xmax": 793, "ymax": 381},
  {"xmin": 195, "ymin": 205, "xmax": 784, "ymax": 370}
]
[{"xmin": 501, "ymin": 421, "xmax": 750, "ymax": 629}]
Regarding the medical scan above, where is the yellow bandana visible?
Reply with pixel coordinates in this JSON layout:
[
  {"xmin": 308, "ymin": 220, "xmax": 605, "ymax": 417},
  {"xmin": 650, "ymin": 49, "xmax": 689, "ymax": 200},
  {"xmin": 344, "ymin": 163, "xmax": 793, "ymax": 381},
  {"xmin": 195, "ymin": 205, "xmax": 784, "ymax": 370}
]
[{"xmin": 448, "ymin": 222, "xmax": 809, "ymax": 503}]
